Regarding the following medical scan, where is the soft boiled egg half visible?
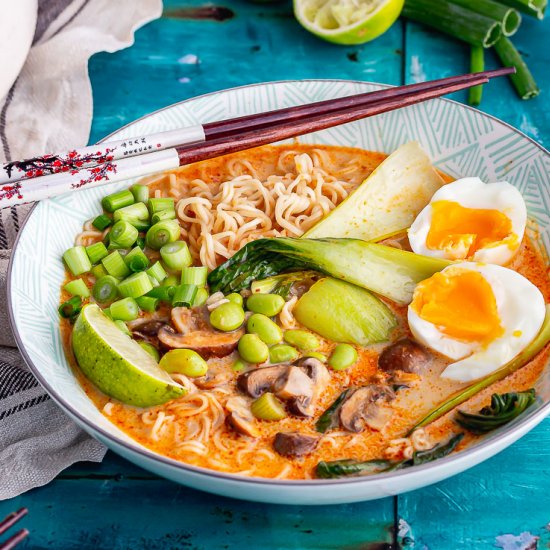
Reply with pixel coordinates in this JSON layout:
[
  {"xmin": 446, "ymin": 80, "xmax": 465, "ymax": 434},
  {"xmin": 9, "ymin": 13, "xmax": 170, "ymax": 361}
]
[
  {"xmin": 408, "ymin": 177, "xmax": 526, "ymax": 265},
  {"xmin": 408, "ymin": 262, "xmax": 546, "ymax": 382}
]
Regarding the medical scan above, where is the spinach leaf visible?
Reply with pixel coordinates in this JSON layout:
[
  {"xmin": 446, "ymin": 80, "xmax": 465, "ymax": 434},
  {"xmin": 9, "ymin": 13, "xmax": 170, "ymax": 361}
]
[
  {"xmin": 315, "ymin": 433, "xmax": 464, "ymax": 478},
  {"xmin": 455, "ymin": 389, "xmax": 536, "ymax": 434},
  {"xmin": 315, "ymin": 389, "xmax": 353, "ymax": 433}
]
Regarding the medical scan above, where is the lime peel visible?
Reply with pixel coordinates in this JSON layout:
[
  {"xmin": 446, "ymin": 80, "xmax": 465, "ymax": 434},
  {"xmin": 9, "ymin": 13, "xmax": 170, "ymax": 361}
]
[
  {"xmin": 72, "ymin": 304, "xmax": 185, "ymax": 407},
  {"xmin": 294, "ymin": 0, "xmax": 405, "ymax": 45}
]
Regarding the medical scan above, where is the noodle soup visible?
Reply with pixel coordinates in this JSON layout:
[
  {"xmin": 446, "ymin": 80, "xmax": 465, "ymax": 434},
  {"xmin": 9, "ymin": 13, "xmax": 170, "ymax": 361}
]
[{"xmin": 60, "ymin": 144, "xmax": 550, "ymax": 480}]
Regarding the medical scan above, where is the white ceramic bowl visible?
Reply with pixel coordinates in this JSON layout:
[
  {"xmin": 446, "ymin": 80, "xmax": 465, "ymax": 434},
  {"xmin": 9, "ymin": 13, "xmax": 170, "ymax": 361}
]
[
  {"xmin": 8, "ymin": 81, "xmax": 550, "ymax": 505},
  {"xmin": 0, "ymin": 0, "xmax": 37, "ymax": 99}
]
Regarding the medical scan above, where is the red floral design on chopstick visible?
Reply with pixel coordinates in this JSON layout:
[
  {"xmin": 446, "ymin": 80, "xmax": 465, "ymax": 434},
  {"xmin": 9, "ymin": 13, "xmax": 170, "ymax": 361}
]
[
  {"xmin": 0, "ymin": 182, "xmax": 23, "ymax": 202},
  {"xmin": 71, "ymin": 160, "xmax": 118, "ymax": 189},
  {"xmin": 2, "ymin": 148, "xmax": 116, "ymax": 181}
]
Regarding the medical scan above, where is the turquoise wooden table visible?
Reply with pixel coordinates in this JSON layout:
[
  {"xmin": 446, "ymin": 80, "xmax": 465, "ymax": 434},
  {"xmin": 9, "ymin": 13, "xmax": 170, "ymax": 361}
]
[{"xmin": 3, "ymin": 1, "xmax": 549, "ymax": 548}]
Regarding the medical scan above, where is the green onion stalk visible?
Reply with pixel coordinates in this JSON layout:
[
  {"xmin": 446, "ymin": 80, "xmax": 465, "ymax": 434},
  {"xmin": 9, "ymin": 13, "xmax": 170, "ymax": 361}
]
[
  {"xmin": 402, "ymin": 0, "xmax": 502, "ymax": 47},
  {"xmin": 450, "ymin": 0, "xmax": 521, "ymax": 37},
  {"xmin": 468, "ymin": 46, "xmax": 485, "ymax": 106},
  {"xmin": 145, "ymin": 220, "xmax": 181, "ymax": 250},
  {"xmin": 102, "ymin": 190, "xmax": 134, "ymax": 213},
  {"xmin": 494, "ymin": 36, "xmax": 540, "ymax": 99},
  {"xmin": 498, "ymin": 0, "xmax": 546, "ymax": 19}
]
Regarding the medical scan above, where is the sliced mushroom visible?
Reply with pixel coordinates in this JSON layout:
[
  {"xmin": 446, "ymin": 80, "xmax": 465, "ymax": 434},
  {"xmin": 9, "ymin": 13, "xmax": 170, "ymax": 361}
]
[
  {"xmin": 158, "ymin": 325, "xmax": 245, "ymax": 358},
  {"xmin": 227, "ymin": 412, "xmax": 260, "ymax": 438},
  {"xmin": 378, "ymin": 338, "xmax": 431, "ymax": 374},
  {"xmin": 194, "ymin": 360, "xmax": 232, "ymax": 389},
  {"xmin": 287, "ymin": 395, "xmax": 313, "ymax": 417},
  {"xmin": 273, "ymin": 366, "xmax": 314, "ymax": 401},
  {"xmin": 294, "ymin": 357, "xmax": 330, "ymax": 399},
  {"xmin": 225, "ymin": 396, "xmax": 260, "ymax": 438},
  {"xmin": 237, "ymin": 365, "xmax": 289, "ymax": 398},
  {"xmin": 339, "ymin": 385, "xmax": 393, "ymax": 433},
  {"xmin": 131, "ymin": 320, "xmax": 168, "ymax": 350},
  {"xmin": 273, "ymin": 432, "xmax": 319, "ymax": 457}
]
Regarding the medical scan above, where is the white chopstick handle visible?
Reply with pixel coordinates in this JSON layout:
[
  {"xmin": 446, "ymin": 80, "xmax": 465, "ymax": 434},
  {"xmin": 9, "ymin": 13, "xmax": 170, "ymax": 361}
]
[
  {"xmin": 0, "ymin": 149, "xmax": 181, "ymax": 208},
  {"xmin": 0, "ymin": 125, "xmax": 204, "ymax": 185}
]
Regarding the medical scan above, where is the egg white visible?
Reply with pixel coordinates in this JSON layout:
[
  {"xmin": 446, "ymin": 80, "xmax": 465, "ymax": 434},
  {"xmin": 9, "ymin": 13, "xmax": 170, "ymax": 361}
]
[
  {"xmin": 407, "ymin": 262, "xmax": 546, "ymax": 382},
  {"xmin": 408, "ymin": 177, "xmax": 527, "ymax": 265}
]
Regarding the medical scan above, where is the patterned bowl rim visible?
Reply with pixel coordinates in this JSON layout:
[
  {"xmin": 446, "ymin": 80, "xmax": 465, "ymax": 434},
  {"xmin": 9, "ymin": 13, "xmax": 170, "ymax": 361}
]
[{"xmin": 8, "ymin": 79, "xmax": 550, "ymax": 487}]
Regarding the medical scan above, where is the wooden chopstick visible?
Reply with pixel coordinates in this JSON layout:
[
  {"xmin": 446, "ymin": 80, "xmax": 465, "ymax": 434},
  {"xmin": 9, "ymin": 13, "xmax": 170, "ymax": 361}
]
[
  {"xmin": 0, "ymin": 509, "xmax": 27, "ymax": 537},
  {"xmin": 0, "ymin": 509, "xmax": 29, "ymax": 550},
  {"xmin": 0, "ymin": 530, "xmax": 29, "ymax": 550},
  {"xmin": 203, "ymin": 67, "xmax": 514, "ymax": 140},
  {"xmin": 0, "ymin": 68, "xmax": 514, "ymax": 208}
]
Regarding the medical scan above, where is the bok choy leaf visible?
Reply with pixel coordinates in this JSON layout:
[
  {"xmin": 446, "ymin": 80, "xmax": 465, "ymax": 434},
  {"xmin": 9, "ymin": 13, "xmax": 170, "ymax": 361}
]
[
  {"xmin": 455, "ymin": 389, "xmax": 536, "ymax": 434},
  {"xmin": 207, "ymin": 237, "xmax": 450, "ymax": 305},
  {"xmin": 316, "ymin": 433, "xmax": 464, "ymax": 478}
]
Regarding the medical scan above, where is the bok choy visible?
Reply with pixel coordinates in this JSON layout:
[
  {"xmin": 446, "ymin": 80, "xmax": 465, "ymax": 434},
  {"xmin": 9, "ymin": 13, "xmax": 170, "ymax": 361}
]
[
  {"xmin": 293, "ymin": 278, "xmax": 396, "ymax": 345},
  {"xmin": 316, "ymin": 433, "xmax": 464, "ymax": 478},
  {"xmin": 207, "ymin": 237, "xmax": 450, "ymax": 305},
  {"xmin": 303, "ymin": 142, "xmax": 444, "ymax": 242}
]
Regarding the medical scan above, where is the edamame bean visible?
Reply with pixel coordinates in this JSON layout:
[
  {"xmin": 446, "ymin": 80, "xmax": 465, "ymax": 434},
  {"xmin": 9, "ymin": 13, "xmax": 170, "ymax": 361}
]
[
  {"xmin": 232, "ymin": 358, "xmax": 247, "ymax": 372},
  {"xmin": 238, "ymin": 334, "xmax": 269, "ymax": 364},
  {"xmin": 226, "ymin": 292, "xmax": 243, "ymax": 307},
  {"xmin": 210, "ymin": 302, "xmax": 245, "ymax": 332},
  {"xmin": 283, "ymin": 329, "xmax": 320, "ymax": 351},
  {"xmin": 246, "ymin": 293, "xmax": 285, "ymax": 316},
  {"xmin": 328, "ymin": 344, "xmax": 358, "ymax": 371},
  {"xmin": 269, "ymin": 344, "xmax": 299, "ymax": 364},
  {"xmin": 159, "ymin": 349, "xmax": 208, "ymax": 377},
  {"xmin": 247, "ymin": 313, "xmax": 282, "ymax": 345},
  {"xmin": 304, "ymin": 352, "xmax": 327, "ymax": 363}
]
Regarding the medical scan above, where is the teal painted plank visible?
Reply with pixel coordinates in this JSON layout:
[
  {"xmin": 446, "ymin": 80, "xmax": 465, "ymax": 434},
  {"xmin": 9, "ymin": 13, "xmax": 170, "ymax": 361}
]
[
  {"xmin": 397, "ymin": 423, "xmax": 550, "ymax": 549},
  {"xmin": 404, "ymin": 16, "xmax": 550, "ymax": 146},
  {"xmin": 0, "ymin": 476, "xmax": 394, "ymax": 549},
  {"xmin": 88, "ymin": 0, "xmax": 404, "ymax": 144}
]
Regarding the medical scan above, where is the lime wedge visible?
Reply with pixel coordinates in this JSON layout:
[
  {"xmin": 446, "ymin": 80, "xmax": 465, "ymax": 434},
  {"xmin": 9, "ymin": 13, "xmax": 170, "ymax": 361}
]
[
  {"xmin": 72, "ymin": 304, "xmax": 185, "ymax": 407},
  {"xmin": 294, "ymin": 0, "xmax": 404, "ymax": 45}
]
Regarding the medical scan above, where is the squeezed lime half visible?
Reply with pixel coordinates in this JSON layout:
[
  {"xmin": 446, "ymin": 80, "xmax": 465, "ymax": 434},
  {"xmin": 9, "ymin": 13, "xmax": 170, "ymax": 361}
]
[
  {"xmin": 294, "ymin": 0, "xmax": 404, "ymax": 45},
  {"xmin": 72, "ymin": 304, "xmax": 185, "ymax": 407}
]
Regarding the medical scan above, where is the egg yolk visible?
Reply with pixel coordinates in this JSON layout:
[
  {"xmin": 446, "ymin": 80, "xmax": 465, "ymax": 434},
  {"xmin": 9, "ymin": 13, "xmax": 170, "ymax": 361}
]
[
  {"xmin": 411, "ymin": 269, "xmax": 504, "ymax": 345},
  {"xmin": 426, "ymin": 201, "xmax": 513, "ymax": 259}
]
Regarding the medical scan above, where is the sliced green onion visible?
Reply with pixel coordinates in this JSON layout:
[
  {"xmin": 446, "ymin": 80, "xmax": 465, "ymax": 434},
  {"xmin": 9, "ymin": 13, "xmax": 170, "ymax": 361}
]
[
  {"xmin": 64, "ymin": 278, "xmax": 90, "ymax": 298},
  {"xmin": 494, "ymin": 36, "xmax": 540, "ymax": 99},
  {"xmin": 163, "ymin": 274, "xmax": 179, "ymax": 287},
  {"xmin": 58, "ymin": 296, "xmax": 82, "ymax": 319},
  {"xmin": 172, "ymin": 284, "xmax": 197, "ymax": 307},
  {"xmin": 86, "ymin": 241, "xmax": 109, "ymax": 265},
  {"xmin": 109, "ymin": 220, "xmax": 138, "ymax": 248},
  {"xmin": 130, "ymin": 184, "xmax": 150, "ymax": 204},
  {"xmin": 251, "ymin": 392, "xmax": 287, "ymax": 421},
  {"xmin": 468, "ymin": 46, "xmax": 485, "ymax": 106},
  {"xmin": 181, "ymin": 266, "xmax": 208, "ymax": 286},
  {"xmin": 63, "ymin": 246, "xmax": 92, "ymax": 276},
  {"xmin": 110, "ymin": 297, "xmax": 139, "ymax": 321},
  {"xmin": 145, "ymin": 220, "xmax": 181, "ymax": 250},
  {"xmin": 151, "ymin": 209, "xmax": 176, "ymax": 224},
  {"xmin": 146, "ymin": 261, "xmax": 167, "ymax": 283},
  {"xmin": 498, "ymin": 0, "xmax": 546, "ymax": 19},
  {"xmin": 192, "ymin": 287, "xmax": 209, "ymax": 307},
  {"xmin": 102, "ymin": 250, "xmax": 131, "ymax": 278},
  {"xmin": 103, "ymin": 232, "xmax": 110, "ymax": 247},
  {"xmin": 91, "ymin": 264, "xmax": 108, "ymax": 279},
  {"xmin": 124, "ymin": 246, "xmax": 150, "ymax": 272},
  {"xmin": 450, "ymin": 0, "xmax": 521, "ymax": 37},
  {"xmin": 402, "ymin": 0, "xmax": 502, "ymax": 47},
  {"xmin": 114, "ymin": 202, "xmax": 149, "ymax": 222},
  {"xmin": 148, "ymin": 197, "xmax": 175, "ymax": 214},
  {"xmin": 114, "ymin": 319, "xmax": 131, "ymax": 336},
  {"xmin": 118, "ymin": 271, "xmax": 153, "ymax": 298},
  {"xmin": 138, "ymin": 341, "xmax": 160, "ymax": 361},
  {"xmin": 160, "ymin": 241, "xmax": 192, "ymax": 271},
  {"xmin": 102, "ymin": 189, "xmax": 134, "ymax": 212},
  {"xmin": 148, "ymin": 275, "xmax": 160, "ymax": 288},
  {"xmin": 92, "ymin": 214, "xmax": 112, "ymax": 231},
  {"xmin": 136, "ymin": 295, "xmax": 159, "ymax": 312},
  {"xmin": 113, "ymin": 214, "xmax": 150, "ymax": 232},
  {"xmin": 146, "ymin": 285, "xmax": 176, "ymax": 302},
  {"xmin": 103, "ymin": 307, "xmax": 113, "ymax": 320},
  {"xmin": 136, "ymin": 236, "xmax": 146, "ymax": 249},
  {"xmin": 92, "ymin": 275, "xmax": 120, "ymax": 304}
]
